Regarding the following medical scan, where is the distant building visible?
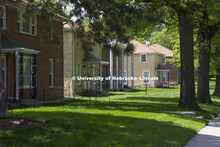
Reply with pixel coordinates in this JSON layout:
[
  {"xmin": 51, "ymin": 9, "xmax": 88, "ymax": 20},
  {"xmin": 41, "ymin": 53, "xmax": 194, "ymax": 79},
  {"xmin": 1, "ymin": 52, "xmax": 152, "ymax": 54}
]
[
  {"xmin": 149, "ymin": 44, "xmax": 180, "ymax": 86},
  {"xmin": 1, "ymin": 0, "xmax": 65, "ymax": 104}
]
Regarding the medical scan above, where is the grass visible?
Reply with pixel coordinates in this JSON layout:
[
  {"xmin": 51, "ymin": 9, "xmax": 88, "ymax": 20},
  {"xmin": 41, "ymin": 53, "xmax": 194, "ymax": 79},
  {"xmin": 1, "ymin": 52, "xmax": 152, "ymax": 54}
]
[{"xmin": 1, "ymin": 80, "xmax": 220, "ymax": 147}]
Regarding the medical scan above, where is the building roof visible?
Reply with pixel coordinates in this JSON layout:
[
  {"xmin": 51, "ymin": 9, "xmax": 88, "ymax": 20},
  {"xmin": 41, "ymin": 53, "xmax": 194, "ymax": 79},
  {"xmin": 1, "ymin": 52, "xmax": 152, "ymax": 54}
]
[
  {"xmin": 130, "ymin": 40, "xmax": 163, "ymax": 54},
  {"xmin": 64, "ymin": 22, "xmax": 79, "ymax": 30},
  {"xmin": 1, "ymin": 32, "xmax": 40, "ymax": 54},
  {"xmin": 157, "ymin": 64, "xmax": 169, "ymax": 71},
  {"xmin": 149, "ymin": 44, "xmax": 173, "ymax": 57},
  {"xmin": 84, "ymin": 53, "xmax": 109, "ymax": 64}
]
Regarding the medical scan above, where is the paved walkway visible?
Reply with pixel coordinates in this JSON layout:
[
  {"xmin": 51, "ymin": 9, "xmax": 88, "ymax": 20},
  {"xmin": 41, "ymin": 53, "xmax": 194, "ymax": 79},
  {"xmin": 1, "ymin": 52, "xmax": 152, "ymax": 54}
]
[{"xmin": 185, "ymin": 114, "xmax": 220, "ymax": 147}]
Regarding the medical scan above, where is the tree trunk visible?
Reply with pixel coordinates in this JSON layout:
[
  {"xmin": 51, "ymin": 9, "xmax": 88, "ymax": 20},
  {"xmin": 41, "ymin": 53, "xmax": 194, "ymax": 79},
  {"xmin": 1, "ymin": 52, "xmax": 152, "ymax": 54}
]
[
  {"xmin": 213, "ymin": 68, "xmax": 220, "ymax": 97},
  {"xmin": 197, "ymin": 47, "xmax": 213, "ymax": 103},
  {"xmin": 177, "ymin": 12, "xmax": 200, "ymax": 110},
  {"xmin": 196, "ymin": 6, "xmax": 213, "ymax": 104},
  {"xmin": 0, "ymin": 5, "xmax": 7, "ymax": 118}
]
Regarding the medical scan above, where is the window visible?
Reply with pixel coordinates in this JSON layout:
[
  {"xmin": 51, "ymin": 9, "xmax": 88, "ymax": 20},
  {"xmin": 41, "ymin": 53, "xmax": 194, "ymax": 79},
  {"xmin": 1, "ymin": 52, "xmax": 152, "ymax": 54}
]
[
  {"xmin": 76, "ymin": 39, "xmax": 80, "ymax": 48},
  {"xmin": 140, "ymin": 54, "xmax": 147, "ymax": 62},
  {"xmin": 23, "ymin": 57, "xmax": 31, "ymax": 87},
  {"xmin": 22, "ymin": 56, "xmax": 36, "ymax": 88},
  {"xmin": 0, "ymin": 7, "xmax": 6, "ymax": 29},
  {"xmin": 49, "ymin": 26, "xmax": 54, "ymax": 39},
  {"xmin": 103, "ymin": 48, "xmax": 107, "ymax": 59},
  {"xmin": 49, "ymin": 59, "xmax": 54, "ymax": 88},
  {"xmin": 19, "ymin": 56, "xmax": 36, "ymax": 88},
  {"xmin": 94, "ymin": 45, "xmax": 97, "ymax": 53},
  {"xmin": 103, "ymin": 68, "xmax": 107, "ymax": 85},
  {"xmin": 93, "ymin": 65, "xmax": 98, "ymax": 86},
  {"xmin": 76, "ymin": 64, "xmax": 81, "ymax": 85},
  {"xmin": 143, "ymin": 71, "xmax": 150, "ymax": 84},
  {"xmin": 163, "ymin": 57, "xmax": 166, "ymax": 65},
  {"xmin": 17, "ymin": 11, "xmax": 37, "ymax": 35},
  {"xmin": 163, "ymin": 71, "xmax": 167, "ymax": 83}
]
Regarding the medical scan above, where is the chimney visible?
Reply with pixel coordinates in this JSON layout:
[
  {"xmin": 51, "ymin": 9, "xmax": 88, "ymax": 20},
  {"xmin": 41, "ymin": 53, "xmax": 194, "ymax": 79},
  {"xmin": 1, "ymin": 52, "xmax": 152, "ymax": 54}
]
[{"xmin": 145, "ymin": 41, "xmax": 150, "ymax": 47}]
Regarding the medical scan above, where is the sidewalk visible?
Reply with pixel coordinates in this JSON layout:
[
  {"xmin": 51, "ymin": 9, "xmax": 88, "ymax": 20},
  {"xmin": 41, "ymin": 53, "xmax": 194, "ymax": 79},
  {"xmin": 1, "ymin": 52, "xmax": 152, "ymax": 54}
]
[{"xmin": 185, "ymin": 114, "xmax": 220, "ymax": 147}]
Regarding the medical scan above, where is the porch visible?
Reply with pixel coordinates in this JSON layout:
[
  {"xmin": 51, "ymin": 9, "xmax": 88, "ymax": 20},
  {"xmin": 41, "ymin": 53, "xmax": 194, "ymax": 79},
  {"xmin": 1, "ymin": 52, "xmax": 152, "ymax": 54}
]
[
  {"xmin": 157, "ymin": 64, "xmax": 170, "ymax": 87},
  {"xmin": 1, "ymin": 33, "xmax": 40, "ymax": 102}
]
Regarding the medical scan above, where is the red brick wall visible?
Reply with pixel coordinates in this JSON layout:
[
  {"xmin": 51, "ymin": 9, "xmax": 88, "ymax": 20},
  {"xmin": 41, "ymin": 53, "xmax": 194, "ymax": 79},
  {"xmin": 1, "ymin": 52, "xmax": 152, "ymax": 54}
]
[
  {"xmin": 163, "ymin": 57, "xmax": 180, "ymax": 86},
  {"xmin": 5, "ymin": 6, "xmax": 64, "ymax": 101}
]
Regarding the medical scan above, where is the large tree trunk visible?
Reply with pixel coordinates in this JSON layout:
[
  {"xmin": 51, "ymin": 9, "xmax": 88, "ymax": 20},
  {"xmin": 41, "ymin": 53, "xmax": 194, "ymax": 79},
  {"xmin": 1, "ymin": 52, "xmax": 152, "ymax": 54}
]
[
  {"xmin": 0, "ymin": 34, "xmax": 7, "ymax": 118},
  {"xmin": 213, "ymin": 68, "xmax": 220, "ymax": 97},
  {"xmin": 177, "ymin": 12, "xmax": 200, "ymax": 110},
  {"xmin": 197, "ymin": 47, "xmax": 212, "ymax": 103},
  {"xmin": 197, "ymin": 7, "xmax": 213, "ymax": 104},
  {"xmin": 0, "ymin": 4, "xmax": 7, "ymax": 118}
]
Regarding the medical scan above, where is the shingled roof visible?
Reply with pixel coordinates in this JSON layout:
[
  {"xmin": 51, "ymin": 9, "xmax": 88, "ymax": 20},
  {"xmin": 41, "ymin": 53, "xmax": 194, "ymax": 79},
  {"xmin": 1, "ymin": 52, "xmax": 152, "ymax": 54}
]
[
  {"xmin": 149, "ymin": 44, "xmax": 173, "ymax": 57},
  {"xmin": 83, "ymin": 53, "xmax": 109, "ymax": 64},
  {"xmin": 1, "ymin": 32, "xmax": 40, "ymax": 54},
  {"xmin": 130, "ymin": 40, "xmax": 163, "ymax": 54}
]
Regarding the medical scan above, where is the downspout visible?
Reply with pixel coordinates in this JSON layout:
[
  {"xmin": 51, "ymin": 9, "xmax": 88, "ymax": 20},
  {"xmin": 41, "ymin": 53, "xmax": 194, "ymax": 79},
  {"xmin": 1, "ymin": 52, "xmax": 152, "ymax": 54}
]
[
  {"xmin": 154, "ymin": 54, "xmax": 156, "ymax": 87},
  {"xmin": 72, "ymin": 29, "xmax": 75, "ymax": 95},
  {"xmin": 15, "ymin": 51, "xmax": 19, "ymax": 100}
]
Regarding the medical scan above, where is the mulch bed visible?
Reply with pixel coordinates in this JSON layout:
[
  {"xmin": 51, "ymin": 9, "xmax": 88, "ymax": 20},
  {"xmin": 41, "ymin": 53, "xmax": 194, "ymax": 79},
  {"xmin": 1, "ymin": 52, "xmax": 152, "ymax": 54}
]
[{"xmin": 0, "ymin": 117, "xmax": 45, "ymax": 131}]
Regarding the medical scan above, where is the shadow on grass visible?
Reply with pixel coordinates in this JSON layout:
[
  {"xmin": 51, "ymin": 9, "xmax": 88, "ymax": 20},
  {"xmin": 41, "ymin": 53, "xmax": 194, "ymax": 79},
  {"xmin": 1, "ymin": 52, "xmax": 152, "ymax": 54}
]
[
  {"xmin": 81, "ymin": 93, "xmax": 125, "ymax": 98},
  {"xmin": 0, "ymin": 111, "xmax": 198, "ymax": 147},
  {"xmin": 116, "ymin": 97, "xmax": 179, "ymax": 103}
]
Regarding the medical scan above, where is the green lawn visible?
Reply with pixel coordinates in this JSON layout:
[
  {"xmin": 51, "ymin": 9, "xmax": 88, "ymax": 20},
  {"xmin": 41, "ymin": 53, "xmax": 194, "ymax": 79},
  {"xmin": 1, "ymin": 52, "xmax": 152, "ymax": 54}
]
[{"xmin": 1, "ymin": 81, "xmax": 220, "ymax": 147}]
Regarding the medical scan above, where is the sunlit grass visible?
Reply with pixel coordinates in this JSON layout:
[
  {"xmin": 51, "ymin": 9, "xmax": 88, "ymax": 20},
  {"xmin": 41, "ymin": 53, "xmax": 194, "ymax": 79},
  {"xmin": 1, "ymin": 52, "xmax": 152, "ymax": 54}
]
[{"xmin": 1, "ymin": 79, "xmax": 220, "ymax": 147}]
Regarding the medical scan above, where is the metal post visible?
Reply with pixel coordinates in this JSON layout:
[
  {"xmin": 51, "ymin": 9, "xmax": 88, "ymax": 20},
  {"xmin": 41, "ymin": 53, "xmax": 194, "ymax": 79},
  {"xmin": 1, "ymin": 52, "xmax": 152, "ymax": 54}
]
[
  {"xmin": 116, "ymin": 56, "xmax": 119, "ymax": 89},
  {"xmin": 100, "ymin": 64, "xmax": 102, "ymax": 91},
  {"xmin": 131, "ymin": 52, "xmax": 134, "ymax": 89},
  {"xmin": 126, "ymin": 53, "xmax": 129, "ymax": 86},
  {"xmin": 110, "ymin": 49, "xmax": 113, "ymax": 89},
  {"xmin": 15, "ymin": 51, "xmax": 19, "ymax": 100},
  {"xmin": 121, "ymin": 51, "xmax": 124, "ymax": 89}
]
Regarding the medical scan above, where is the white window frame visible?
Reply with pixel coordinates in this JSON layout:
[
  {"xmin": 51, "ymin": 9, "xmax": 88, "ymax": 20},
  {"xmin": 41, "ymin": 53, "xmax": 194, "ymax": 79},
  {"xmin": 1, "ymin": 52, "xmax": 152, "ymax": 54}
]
[
  {"xmin": 76, "ymin": 63, "xmax": 82, "ymax": 86},
  {"xmin": 140, "ymin": 54, "xmax": 147, "ymax": 63},
  {"xmin": 163, "ymin": 57, "xmax": 166, "ymax": 65},
  {"xmin": 17, "ymin": 10, "xmax": 37, "ymax": 36},
  {"xmin": 163, "ymin": 71, "xmax": 167, "ymax": 83},
  {"xmin": 49, "ymin": 59, "xmax": 54, "ymax": 88},
  {"xmin": 0, "ymin": 6, "xmax": 6, "ymax": 30},
  {"xmin": 143, "ymin": 71, "xmax": 150, "ymax": 84}
]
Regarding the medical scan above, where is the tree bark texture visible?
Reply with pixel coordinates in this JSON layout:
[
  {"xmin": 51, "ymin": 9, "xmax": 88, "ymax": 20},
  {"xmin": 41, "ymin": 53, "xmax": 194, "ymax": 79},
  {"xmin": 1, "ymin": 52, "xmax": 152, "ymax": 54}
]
[
  {"xmin": 213, "ymin": 68, "xmax": 220, "ymax": 97},
  {"xmin": 0, "ymin": 4, "xmax": 7, "ymax": 118},
  {"xmin": 197, "ymin": 9, "xmax": 213, "ymax": 104},
  {"xmin": 177, "ymin": 12, "xmax": 200, "ymax": 110}
]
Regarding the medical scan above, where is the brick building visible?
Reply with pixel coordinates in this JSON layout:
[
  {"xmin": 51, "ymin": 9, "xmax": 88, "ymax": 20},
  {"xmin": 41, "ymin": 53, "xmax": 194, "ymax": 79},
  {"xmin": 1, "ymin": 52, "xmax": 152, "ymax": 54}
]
[
  {"xmin": 149, "ymin": 44, "xmax": 180, "ymax": 86},
  {"xmin": 1, "ymin": 1, "xmax": 64, "ymax": 103}
]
